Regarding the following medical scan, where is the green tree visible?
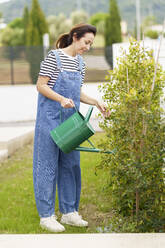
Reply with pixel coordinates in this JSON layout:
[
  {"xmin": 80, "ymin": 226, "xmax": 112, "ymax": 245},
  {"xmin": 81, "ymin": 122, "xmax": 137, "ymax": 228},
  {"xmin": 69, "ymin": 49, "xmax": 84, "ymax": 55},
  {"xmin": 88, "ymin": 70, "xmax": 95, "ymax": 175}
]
[
  {"xmin": 0, "ymin": 17, "xmax": 24, "ymax": 47},
  {"xmin": 0, "ymin": 26, "xmax": 24, "ymax": 60},
  {"xmin": 0, "ymin": 17, "xmax": 24, "ymax": 60},
  {"xmin": 8, "ymin": 17, "xmax": 24, "ymax": 29},
  {"xmin": 104, "ymin": 0, "xmax": 122, "ymax": 68},
  {"xmin": 71, "ymin": 10, "xmax": 89, "ymax": 26},
  {"xmin": 0, "ymin": 27, "xmax": 24, "ymax": 46},
  {"xmin": 47, "ymin": 14, "xmax": 71, "ymax": 45},
  {"xmin": 90, "ymin": 12, "xmax": 107, "ymax": 26},
  {"xmin": 89, "ymin": 12, "xmax": 108, "ymax": 35},
  {"xmin": 0, "ymin": 12, "xmax": 3, "ymax": 20},
  {"xmin": 22, "ymin": 6, "xmax": 29, "ymax": 45},
  {"xmin": 26, "ymin": 0, "xmax": 48, "ymax": 84},
  {"xmin": 26, "ymin": 0, "xmax": 48, "ymax": 46},
  {"xmin": 98, "ymin": 39, "xmax": 165, "ymax": 232}
]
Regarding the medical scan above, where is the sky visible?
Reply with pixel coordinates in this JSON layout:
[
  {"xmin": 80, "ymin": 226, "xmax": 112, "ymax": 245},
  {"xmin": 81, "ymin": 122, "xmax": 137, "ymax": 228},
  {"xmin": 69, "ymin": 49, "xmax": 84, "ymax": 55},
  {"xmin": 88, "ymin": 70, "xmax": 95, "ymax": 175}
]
[{"xmin": 0, "ymin": 0, "xmax": 11, "ymax": 3}]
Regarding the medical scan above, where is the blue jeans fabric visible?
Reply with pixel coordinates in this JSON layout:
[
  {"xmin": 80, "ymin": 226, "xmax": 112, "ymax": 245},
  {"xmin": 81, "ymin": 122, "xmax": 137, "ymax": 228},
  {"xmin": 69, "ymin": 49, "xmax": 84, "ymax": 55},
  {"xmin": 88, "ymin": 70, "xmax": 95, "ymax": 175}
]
[{"xmin": 33, "ymin": 50, "xmax": 83, "ymax": 217}]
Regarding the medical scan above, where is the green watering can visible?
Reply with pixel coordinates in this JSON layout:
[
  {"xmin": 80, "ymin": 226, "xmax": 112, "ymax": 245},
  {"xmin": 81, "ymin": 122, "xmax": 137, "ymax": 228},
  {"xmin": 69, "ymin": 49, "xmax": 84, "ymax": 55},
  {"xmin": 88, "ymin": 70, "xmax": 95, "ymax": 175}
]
[{"xmin": 50, "ymin": 106, "xmax": 114, "ymax": 154}]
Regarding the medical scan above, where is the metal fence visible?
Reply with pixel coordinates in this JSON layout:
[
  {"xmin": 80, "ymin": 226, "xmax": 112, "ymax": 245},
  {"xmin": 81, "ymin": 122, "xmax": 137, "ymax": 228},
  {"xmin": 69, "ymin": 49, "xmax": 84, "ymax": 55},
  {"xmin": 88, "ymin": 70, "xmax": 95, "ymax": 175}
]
[{"xmin": 0, "ymin": 46, "xmax": 110, "ymax": 85}]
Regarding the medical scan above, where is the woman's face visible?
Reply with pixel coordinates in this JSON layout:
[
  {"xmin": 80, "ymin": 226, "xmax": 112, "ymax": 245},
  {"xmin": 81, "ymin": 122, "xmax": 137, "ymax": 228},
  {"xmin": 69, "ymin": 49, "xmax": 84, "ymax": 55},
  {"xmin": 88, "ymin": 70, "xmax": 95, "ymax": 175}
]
[{"xmin": 73, "ymin": 32, "xmax": 95, "ymax": 55}]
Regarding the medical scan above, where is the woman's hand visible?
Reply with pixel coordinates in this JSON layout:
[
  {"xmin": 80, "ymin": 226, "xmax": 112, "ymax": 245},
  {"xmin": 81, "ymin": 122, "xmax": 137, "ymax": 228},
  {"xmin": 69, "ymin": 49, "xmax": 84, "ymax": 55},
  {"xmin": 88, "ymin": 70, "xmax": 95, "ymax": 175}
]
[
  {"xmin": 60, "ymin": 97, "xmax": 75, "ymax": 108},
  {"xmin": 36, "ymin": 76, "xmax": 75, "ymax": 108},
  {"xmin": 96, "ymin": 101, "xmax": 111, "ymax": 118}
]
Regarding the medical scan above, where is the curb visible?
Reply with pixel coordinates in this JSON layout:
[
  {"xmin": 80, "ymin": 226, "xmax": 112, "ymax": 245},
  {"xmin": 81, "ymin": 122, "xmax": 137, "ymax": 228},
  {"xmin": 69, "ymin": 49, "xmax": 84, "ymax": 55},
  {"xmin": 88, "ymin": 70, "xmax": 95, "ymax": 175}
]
[
  {"xmin": 0, "ymin": 233, "xmax": 165, "ymax": 248},
  {"xmin": 0, "ymin": 126, "xmax": 34, "ymax": 162},
  {"xmin": 0, "ymin": 149, "xmax": 8, "ymax": 162}
]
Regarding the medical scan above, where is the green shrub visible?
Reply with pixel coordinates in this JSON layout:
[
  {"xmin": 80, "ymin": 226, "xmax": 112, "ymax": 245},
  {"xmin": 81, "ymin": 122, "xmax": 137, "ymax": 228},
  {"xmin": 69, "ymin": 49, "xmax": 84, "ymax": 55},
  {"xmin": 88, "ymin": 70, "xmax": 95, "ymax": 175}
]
[
  {"xmin": 98, "ymin": 38, "xmax": 165, "ymax": 232},
  {"xmin": 145, "ymin": 30, "xmax": 159, "ymax": 39}
]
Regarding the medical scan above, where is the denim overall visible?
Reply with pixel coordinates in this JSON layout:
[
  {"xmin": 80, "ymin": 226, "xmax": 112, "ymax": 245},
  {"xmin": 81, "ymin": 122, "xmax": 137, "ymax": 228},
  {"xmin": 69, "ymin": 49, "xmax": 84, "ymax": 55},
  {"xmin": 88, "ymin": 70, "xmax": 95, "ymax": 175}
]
[{"xmin": 33, "ymin": 50, "xmax": 83, "ymax": 218}]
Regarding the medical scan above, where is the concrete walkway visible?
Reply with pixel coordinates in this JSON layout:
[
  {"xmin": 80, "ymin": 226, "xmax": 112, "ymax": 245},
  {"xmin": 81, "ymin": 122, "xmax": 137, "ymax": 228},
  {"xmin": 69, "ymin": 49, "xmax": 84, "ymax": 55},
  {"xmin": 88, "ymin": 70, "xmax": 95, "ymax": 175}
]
[
  {"xmin": 0, "ymin": 84, "xmax": 104, "ymax": 162},
  {"xmin": 0, "ymin": 233, "xmax": 164, "ymax": 248}
]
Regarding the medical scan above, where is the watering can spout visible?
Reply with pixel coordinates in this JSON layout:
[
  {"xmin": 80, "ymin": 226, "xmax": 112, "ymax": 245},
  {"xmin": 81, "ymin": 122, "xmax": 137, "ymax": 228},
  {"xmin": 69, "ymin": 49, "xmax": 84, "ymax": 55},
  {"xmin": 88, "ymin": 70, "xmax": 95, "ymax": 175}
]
[{"xmin": 85, "ymin": 106, "xmax": 93, "ymax": 122}]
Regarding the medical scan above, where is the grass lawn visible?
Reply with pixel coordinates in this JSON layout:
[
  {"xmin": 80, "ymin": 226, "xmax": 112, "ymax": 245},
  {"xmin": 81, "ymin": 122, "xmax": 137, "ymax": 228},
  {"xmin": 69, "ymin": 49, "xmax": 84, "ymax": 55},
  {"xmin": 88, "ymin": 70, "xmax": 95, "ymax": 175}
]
[{"xmin": 0, "ymin": 133, "xmax": 112, "ymax": 234}]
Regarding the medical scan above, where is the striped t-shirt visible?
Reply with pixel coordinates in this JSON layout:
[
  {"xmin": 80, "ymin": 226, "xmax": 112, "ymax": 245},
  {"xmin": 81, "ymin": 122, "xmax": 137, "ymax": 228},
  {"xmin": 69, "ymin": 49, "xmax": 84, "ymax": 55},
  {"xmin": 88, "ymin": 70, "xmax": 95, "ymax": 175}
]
[{"xmin": 39, "ymin": 49, "xmax": 85, "ymax": 88}]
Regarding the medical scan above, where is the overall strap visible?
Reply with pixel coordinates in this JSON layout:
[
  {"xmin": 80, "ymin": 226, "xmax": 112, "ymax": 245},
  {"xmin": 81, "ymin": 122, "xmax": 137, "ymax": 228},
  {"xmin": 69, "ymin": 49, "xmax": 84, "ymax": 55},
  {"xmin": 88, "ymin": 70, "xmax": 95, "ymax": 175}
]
[
  {"xmin": 77, "ymin": 55, "xmax": 84, "ymax": 74},
  {"xmin": 52, "ymin": 49, "xmax": 62, "ymax": 70}
]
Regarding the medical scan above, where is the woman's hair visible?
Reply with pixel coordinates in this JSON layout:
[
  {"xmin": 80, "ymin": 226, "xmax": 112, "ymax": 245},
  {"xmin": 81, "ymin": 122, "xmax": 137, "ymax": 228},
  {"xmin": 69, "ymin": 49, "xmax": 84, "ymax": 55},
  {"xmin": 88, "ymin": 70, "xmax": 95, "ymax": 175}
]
[{"xmin": 56, "ymin": 23, "xmax": 97, "ymax": 49}]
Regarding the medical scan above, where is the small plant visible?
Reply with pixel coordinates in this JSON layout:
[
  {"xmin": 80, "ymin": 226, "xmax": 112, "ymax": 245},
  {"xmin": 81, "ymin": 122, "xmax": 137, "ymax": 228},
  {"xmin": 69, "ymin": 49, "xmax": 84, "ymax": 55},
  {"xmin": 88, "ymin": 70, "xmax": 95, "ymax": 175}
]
[{"xmin": 98, "ymin": 38, "xmax": 165, "ymax": 232}]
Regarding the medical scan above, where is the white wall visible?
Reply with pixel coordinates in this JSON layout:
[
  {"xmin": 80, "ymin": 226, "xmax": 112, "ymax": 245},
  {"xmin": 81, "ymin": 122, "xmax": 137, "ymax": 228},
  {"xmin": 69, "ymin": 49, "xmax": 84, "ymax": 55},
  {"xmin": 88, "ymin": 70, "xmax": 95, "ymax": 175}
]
[
  {"xmin": 113, "ymin": 39, "xmax": 165, "ymax": 118},
  {"xmin": 113, "ymin": 38, "xmax": 165, "ymax": 70}
]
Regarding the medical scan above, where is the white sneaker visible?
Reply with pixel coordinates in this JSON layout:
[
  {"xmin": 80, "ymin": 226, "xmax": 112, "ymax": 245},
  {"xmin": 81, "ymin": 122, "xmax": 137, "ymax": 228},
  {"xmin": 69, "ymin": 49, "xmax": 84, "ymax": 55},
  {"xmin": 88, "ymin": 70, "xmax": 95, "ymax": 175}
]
[
  {"xmin": 40, "ymin": 215, "xmax": 65, "ymax": 232},
  {"xmin": 61, "ymin": 211, "xmax": 88, "ymax": 227}
]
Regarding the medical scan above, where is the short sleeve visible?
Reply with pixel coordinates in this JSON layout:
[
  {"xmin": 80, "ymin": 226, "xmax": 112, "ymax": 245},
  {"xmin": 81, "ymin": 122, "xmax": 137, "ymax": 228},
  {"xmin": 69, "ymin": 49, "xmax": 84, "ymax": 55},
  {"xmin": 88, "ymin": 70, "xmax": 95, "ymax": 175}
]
[
  {"xmin": 81, "ymin": 61, "xmax": 86, "ymax": 86},
  {"xmin": 39, "ymin": 51, "xmax": 57, "ymax": 79}
]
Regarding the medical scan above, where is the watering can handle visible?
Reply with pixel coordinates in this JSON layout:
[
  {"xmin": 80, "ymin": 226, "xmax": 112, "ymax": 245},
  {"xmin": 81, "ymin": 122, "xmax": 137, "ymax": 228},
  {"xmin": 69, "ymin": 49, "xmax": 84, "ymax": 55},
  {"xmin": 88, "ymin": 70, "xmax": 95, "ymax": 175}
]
[
  {"xmin": 85, "ymin": 106, "xmax": 93, "ymax": 122},
  {"xmin": 74, "ymin": 105, "xmax": 94, "ymax": 121},
  {"xmin": 60, "ymin": 105, "xmax": 93, "ymax": 122},
  {"xmin": 74, "ymin": 105, "xmax": 93, "ymax": 122},
  {"xmin": 60, "ymin": 104, "xmax": 78, "ymax": 122},
  {"xmin": 74, "ymin": 105, "xmax": 78, "ymax": 112}
]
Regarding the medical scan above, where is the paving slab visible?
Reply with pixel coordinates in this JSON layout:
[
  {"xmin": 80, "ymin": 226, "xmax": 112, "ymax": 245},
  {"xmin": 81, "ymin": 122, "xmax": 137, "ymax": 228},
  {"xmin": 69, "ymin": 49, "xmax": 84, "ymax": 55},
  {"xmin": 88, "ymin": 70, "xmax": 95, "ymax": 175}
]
[{"xmin": 0, "ymin": 234, "xmax": 164, "ymax": 248}]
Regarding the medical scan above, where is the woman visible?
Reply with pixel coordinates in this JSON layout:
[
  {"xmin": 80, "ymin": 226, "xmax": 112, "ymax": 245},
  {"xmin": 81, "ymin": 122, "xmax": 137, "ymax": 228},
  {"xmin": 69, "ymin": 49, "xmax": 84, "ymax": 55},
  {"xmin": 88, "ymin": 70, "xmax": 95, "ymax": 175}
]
[{"xmin": 33, "ymin": 23, "xmax": 109, "ymax": 233}]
